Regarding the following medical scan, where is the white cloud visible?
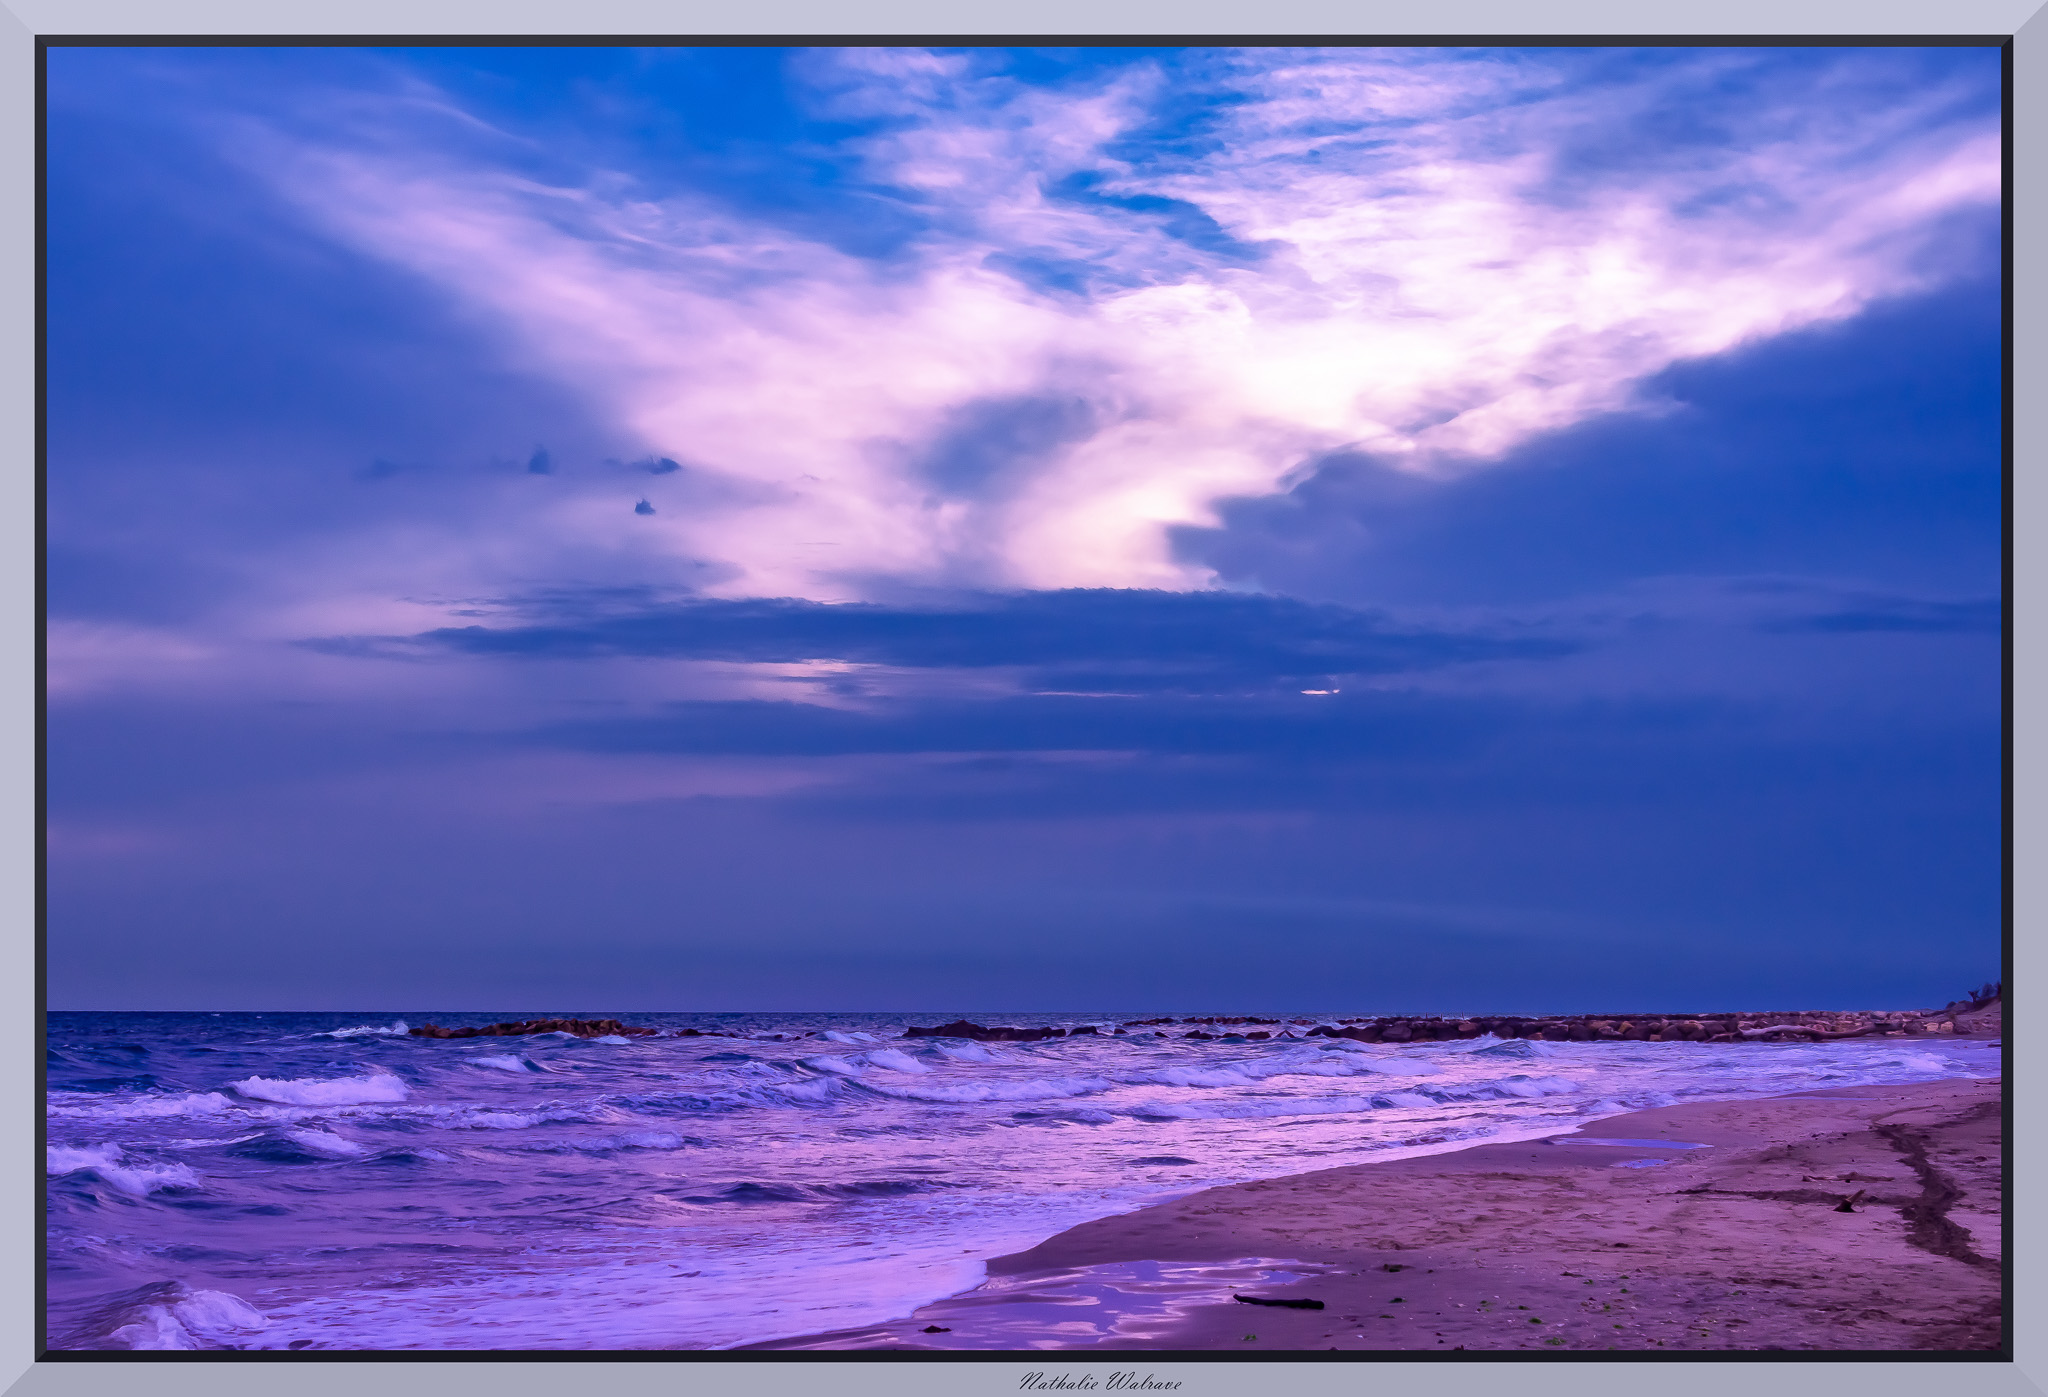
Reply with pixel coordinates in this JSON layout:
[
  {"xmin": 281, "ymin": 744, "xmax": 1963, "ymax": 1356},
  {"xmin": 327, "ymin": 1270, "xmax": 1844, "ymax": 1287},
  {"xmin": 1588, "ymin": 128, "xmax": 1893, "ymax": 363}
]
[{"xmin": 249, "ymin": 47, "xmax": 1999, "ymax": 602}]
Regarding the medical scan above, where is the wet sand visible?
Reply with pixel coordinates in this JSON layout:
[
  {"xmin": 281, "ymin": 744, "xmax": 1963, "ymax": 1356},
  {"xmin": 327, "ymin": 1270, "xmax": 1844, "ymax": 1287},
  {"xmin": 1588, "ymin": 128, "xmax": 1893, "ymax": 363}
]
[{"xmin": 749, "ymin": 1076, "xmax": 2002, "ymax": 1353}]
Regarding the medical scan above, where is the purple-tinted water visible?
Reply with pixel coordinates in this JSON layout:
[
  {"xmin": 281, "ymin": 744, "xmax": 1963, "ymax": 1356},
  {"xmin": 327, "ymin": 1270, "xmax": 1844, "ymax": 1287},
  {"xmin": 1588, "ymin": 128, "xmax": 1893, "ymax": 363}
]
[{"xmin": 44, "ymin": 1010, "xmax": 1998, "ymax": 1351}]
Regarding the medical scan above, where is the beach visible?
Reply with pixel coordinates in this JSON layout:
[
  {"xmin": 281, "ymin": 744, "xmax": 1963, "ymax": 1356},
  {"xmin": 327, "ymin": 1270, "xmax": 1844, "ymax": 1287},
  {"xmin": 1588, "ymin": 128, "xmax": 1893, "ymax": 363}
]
[
  {"xmin": 45, "ymin": 1012, "xmax": 2000, "ymax": 1350},
  {"xmin": 752, "ymin": 1075, "xmax": 2003, "ymax": 1353}
]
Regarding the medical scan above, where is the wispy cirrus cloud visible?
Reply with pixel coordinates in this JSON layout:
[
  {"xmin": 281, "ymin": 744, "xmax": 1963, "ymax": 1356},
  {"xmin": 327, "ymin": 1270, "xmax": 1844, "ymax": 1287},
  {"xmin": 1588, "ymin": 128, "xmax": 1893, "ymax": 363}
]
[{"xmin": 233, "ymin": 46, "xmax": 1999, "ymax": 603}]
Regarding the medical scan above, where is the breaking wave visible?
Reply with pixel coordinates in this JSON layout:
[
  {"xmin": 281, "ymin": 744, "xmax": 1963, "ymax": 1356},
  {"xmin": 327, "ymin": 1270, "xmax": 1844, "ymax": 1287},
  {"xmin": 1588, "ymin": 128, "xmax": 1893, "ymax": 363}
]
[
  {"xmin": 47, "ymin": 1144, "xmax": 200, "ymax": 1196},
  {"xmin": 44, "ymin": 1009, "xmax": 1999, "ymax": 1353},
  {"xmin": 60, "ymin": 1281, "xmax": 268, "ymax": 1350},
  {"xmin": 230, "ymin": 1074, "xmax": 410, "ymax": 1106}
]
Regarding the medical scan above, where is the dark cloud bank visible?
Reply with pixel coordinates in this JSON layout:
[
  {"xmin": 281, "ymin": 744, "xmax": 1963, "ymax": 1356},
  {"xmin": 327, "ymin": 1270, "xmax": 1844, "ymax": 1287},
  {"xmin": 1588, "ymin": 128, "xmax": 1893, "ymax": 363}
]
[{"xmin": 368, "ymin": 587, "xmax": 1574, "ymax": 692}]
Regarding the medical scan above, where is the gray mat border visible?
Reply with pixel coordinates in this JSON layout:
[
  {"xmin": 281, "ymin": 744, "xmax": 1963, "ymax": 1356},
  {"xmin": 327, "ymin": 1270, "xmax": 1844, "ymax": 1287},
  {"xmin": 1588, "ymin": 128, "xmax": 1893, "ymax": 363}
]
[{"xmin": 3, "ymin": 4, "xmax": 2035, "ymax": 1395}]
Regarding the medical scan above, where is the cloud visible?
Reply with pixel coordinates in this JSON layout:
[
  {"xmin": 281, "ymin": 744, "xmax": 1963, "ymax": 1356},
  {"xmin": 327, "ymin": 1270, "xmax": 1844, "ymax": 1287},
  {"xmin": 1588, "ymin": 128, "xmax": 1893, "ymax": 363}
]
[
  {"xmin": 323, "ymin": 587, "xmax": 1575, "ymax": 693},
  {"xmin": 1174, "ymin": 273, "xmax": 2004, "ymax": 607},
  {"xmin": 1762, "ymin": 595, "xmax": 2002, "ymax": 635},
  {"xmin": 235, "ymin": 47, "xmax": 1999, "ymax": 603},
  {"xmin": 40, "ymin": 48, "xmax": 2004, "ymax": 1013}
]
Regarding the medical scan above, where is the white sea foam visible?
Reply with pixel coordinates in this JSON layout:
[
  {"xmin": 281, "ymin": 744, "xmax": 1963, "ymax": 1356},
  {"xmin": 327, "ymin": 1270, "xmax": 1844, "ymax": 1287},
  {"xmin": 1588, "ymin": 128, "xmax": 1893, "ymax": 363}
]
[
  {"xmin": 1254, "ymin": 1056, "xmax": 1386, "ymax": 1079},
  {"xmin": 1122, "ymin": 1092, "xmax": 1383, "ymax": 1121},
  {"xmin": 49, "ymin": 1091, "xmax": 238, "ymax": 1120},
  {"xmin": 313, "ymin": 1021, "xmax": 410, "ymax": 1039},
  {"xmin": 467, "ymin": 1055, "xmax": 536, "ymax": 1073},
  {"xmin": 100, "ymin": 1161, "xmax": 202, "ymax": 1195},
  {"xmin": 1124, "ymin": 1065, "xmax": 1261, "ymax": 1088},
  {"xmin": 88, "ymin": 1283, "xmax": 269, "ymax": 1350},
  {"xmin": 1464, "ymin": 1038, "xmax": 1554, "ymax": 1059},
  {"xmin": 592, "ymin": 1035, "xmax": 631, "ymax": 1045},
  {"xmin": 769, "ymin": 1078, "xmax": 850, "ymax": 1103},
  {"xmin": 282, "ymin": 1129, "xmax": 370, "ymax": 1158},
  {"xmin": 799, "ymin": 1055, "xmax": 862, "ymax": 1076},
  {"xmin": 859, "ymin": 1049, "xmax": 929, "ymax": 1075},
  {"xmin": 47, "ymin": 1145, "xmax": 123, "ymax": 1175},
  {"xmin": 859, "ymin": 1075, "xmax": 1113, "ymax": 1104},
  {"xmin": 232, "ymin": 1073, "xmax": 410, "ymax": 1106},
  {"xmin": 724, "ymin": 1061, "xmax": 787, "ymax": 1080},
  {"xmin": 47, "ymin": 1144, "xmax": 201, "ymax": 1196}
]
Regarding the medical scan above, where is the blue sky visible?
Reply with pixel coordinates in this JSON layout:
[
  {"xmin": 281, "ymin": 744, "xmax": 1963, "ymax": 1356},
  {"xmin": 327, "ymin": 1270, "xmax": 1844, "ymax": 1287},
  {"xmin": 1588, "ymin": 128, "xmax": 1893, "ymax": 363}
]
[{"xmin": 44, "ymin": 44, "xmax": 2003, "ymax": 1012}]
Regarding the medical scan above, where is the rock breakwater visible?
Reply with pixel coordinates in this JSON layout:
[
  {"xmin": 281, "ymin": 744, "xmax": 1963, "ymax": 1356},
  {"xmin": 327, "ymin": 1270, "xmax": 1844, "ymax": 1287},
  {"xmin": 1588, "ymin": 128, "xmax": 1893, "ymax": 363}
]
[
  {"xmin": 902, "ymin": 1006, "xmax": 1987, "ymax": 1044},
  {"xmin": 408, "ymin": 1018, "xmax": 658, "ymax": 1039},
  {"xmin": 1304, "ymin": 1010, "xmax": 1962, "ymax": 1044}
]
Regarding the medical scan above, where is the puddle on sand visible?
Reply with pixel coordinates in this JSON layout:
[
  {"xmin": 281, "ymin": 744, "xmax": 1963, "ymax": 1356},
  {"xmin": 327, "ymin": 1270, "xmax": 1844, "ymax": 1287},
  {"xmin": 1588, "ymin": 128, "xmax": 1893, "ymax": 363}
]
[{"xmin": 744, "ymin": 1258, "xmax": 1340, "ymax": 1350}]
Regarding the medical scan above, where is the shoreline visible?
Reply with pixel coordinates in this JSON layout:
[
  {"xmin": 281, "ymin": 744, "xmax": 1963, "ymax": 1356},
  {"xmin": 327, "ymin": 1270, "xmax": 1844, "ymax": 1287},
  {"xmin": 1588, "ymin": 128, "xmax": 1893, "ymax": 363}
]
[{"xmin": 744, "ymin": 1074, "xmax": 2003, "ymax": 1353}]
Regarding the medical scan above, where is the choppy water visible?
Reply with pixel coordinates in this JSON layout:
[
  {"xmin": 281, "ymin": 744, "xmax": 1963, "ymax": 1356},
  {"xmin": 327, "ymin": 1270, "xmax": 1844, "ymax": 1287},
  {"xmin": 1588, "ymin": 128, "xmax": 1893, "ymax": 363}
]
[{"xmin": 44, "ymin": 1010, "xmax": 1999, "ymax": 1351}]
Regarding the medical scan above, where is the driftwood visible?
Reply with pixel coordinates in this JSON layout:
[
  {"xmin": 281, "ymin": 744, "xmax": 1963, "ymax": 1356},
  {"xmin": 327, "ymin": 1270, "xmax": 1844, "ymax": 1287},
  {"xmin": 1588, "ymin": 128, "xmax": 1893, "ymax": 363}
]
[{"xmin": 1233, "ymin": 1295, "xmax": 1325, "ymax": 1310}]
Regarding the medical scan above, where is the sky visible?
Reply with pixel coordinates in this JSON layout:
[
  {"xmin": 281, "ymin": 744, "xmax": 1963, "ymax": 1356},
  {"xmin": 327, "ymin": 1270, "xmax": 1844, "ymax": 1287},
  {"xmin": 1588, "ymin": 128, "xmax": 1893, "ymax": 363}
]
[{"xmin": 43, "ymin": 44, "xmax": 2004, "ymax": 1013}]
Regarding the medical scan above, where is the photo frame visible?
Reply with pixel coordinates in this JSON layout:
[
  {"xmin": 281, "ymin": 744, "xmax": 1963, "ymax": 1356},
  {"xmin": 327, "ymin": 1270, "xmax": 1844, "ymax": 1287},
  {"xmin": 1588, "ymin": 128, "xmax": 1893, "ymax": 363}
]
[{"xmin": 15, "ymin": 4, "xmax": 2033, "ymax": 1395}]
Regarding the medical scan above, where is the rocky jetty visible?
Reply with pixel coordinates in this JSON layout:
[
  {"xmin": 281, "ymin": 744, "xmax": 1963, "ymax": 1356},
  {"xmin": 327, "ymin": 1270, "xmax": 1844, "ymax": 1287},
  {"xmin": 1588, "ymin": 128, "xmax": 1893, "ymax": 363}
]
[
  {"xmin": 408, "ymin": 1018, "xmax": 657, "ymax": 1040},
  {"xmin": 903, "ymin": 1001, "xmax": 1998, "ymax": 1045},
  {"xmin": 1301, "ymin": 1010, "xmax": 1964, "ymax": 1044}
]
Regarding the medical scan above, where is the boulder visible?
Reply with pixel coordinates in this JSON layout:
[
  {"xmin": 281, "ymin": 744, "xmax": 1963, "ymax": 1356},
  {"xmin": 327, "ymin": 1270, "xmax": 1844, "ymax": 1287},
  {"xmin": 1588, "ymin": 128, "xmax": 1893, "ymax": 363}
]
[
  {"xmin": 904, "ymin": 1020, "xmax": 1065, "ymax": 1041},
  {"xmin": 1318, "ymin": 1024, "xmax": 1380, "ymax": 1043},
  {"xmin": 904, "ymin": 1019, "xmax": 992, "ymax": 1039},
  {"xmin": 408, "ymin": 1018, "xmax": 654, "ymax": 1040}
]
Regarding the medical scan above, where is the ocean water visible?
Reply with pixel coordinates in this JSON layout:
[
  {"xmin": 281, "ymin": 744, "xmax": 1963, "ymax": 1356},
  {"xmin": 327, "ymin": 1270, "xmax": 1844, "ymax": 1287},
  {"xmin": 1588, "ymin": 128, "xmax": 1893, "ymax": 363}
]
[{"xmin": 44, "ymin": 1011, "xmax": 2000, "ymax": 1352}]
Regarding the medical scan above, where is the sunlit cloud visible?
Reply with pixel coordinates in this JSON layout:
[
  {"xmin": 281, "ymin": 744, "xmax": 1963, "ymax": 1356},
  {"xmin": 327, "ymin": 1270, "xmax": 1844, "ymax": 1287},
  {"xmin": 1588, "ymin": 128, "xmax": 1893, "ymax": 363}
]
[{"xmin": 224, "ymin": 48, "xmax": 1999, "ymax": 605}]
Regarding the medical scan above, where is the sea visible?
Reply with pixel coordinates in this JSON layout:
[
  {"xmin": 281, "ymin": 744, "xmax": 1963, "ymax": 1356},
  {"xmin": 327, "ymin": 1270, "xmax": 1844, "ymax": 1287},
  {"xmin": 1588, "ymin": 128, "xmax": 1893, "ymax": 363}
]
[{"xmin": 43, "ymin": 1010, "xmax": 2001, "ymax": 1352}]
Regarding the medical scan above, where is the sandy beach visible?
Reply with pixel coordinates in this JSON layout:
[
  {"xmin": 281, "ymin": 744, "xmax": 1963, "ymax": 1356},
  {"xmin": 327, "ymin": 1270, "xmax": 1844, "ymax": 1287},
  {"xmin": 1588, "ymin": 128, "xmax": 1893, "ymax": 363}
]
[{"xmin": 750, "ymin": 1075, "xmax": 2002, "ymax": 1353}]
